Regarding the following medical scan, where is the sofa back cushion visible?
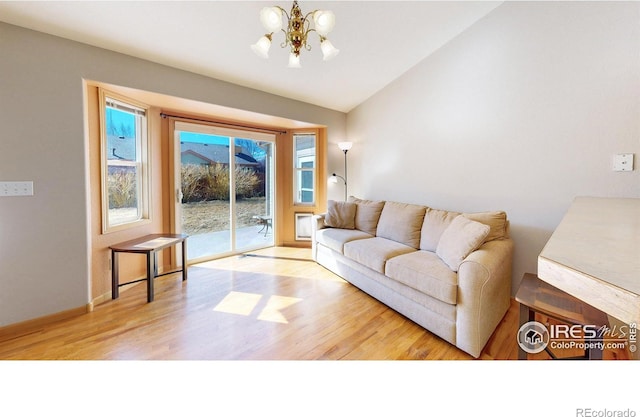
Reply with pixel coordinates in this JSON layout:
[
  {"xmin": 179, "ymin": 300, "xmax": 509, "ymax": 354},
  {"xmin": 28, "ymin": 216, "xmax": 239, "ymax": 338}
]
[
  {"xmin": 348, "ymin": 196, "xmax": 385, "ymax": 235},
  {"xmin": 376, "ymin": 201, "xmax": 426, "ymax": 249},
  {"xmin": 420, "ymin": 208, "xmax": 461, "ymax": 252},
  {"xmin": 462, "ymin": 211, "xmax": 509, "ymax": 242},
  {"xmin": 324, "ymin": 200, "xmax": 356, "ymax": 229}
]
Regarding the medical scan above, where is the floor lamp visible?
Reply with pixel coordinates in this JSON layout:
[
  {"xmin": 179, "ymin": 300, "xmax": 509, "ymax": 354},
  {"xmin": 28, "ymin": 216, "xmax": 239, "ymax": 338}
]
[{"xmin": 331, "ymin": 141, "xmax": 352, "ymax": 201}]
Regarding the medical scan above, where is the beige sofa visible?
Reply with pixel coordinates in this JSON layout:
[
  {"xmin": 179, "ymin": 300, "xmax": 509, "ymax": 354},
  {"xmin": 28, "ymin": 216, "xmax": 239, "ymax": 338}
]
[{"xmin": 312, "ymin": 197, "xmax": 514, "ymax": 358}]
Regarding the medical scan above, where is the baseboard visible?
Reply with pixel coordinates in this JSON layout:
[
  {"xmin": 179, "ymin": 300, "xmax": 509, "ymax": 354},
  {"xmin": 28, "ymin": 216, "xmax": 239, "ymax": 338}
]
[
  {"xmin": 92, "ymin": 291, "xmax": 113, "ymax": 307},
  {"xmin": 0, "ymin": 304, "xmax": 90, "ymax": 343},
  {"xmin": 282, "ymin": 241, "xmax": 312, "ymax": 248},
  {"xmin": 91, "ymin": 268, "xmax": 172, "ymax": 307}
]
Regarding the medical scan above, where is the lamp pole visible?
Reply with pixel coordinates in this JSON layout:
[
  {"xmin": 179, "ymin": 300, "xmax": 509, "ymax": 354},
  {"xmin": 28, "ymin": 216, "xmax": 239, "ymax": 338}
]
[
  {"xmin": 331, "ymin": 173, "xmax": 347, "ymax": 201},
  {"xmin": 336, "ymin": 142, "xmax": 352, "ymax": 201},
  {"xmin": 342, "ymin": 148, "xmax": 348, "ymax": 201}
]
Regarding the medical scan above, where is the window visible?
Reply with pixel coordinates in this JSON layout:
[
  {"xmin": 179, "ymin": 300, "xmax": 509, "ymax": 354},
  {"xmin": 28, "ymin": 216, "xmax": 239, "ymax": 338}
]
[
  {"xmin": 100, "ymin": 90, "xmax": 150, "ymax": 232},
  {"xmin": 294, "ymin": 134, "xmax": 316, "ymax": 204}
]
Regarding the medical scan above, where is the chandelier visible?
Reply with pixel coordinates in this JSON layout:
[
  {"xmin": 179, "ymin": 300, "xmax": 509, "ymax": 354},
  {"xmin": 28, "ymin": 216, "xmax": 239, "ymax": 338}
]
[{"xmin": 251, "ymin": 1, "xmax": 339, "ymax": 68}]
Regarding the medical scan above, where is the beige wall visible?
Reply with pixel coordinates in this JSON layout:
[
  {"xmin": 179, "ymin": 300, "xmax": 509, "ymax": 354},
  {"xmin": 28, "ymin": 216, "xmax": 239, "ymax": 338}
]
[
  {"xmin": 0, "ymin": 22, "xmax": 345, "ymax": 327},
  {"xmin": 346, "ymin": 2, "xmax": 640, "ymax": 294}
]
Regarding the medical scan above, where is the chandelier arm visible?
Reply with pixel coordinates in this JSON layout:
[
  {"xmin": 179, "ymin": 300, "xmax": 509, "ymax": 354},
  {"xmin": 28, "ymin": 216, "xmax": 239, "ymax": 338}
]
[
  {"xmin": 277, "ymin": 6, "xmax": 290, "ymax": 21},
  {"xmin": 302, "ymin": 19, "xmax": 313, "ymax": 50},
  {"xmin": 279, "ymin": 28, "xmax": 290, "ymax": 49},
  {"xmin": 303, "ymin": 10, "xmax": 319, "ymax": 22}
]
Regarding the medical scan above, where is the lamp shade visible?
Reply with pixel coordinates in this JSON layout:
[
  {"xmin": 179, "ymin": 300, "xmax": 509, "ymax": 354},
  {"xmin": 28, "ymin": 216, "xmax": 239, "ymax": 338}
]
[
  {"xmin": 288, "ymin": 52, "xmax": 302, "ymax": 68},
  {"xmin": 338, "ymin": 142, "xmax": 353, "ymax": 151},
  {"xmin": 313, "ymin": 10, "xmax": 336, "ymax": 36},
  {"xmin": 260, "ymin": 7, "xmax": 283, "ymax": 33},
  {"xmin": 251, "ymin": 35, "xmax": 272, "ymax": 59},
  {"xmin": 320, "ymin": 39, "xmax": 340, "ymax": 61}
]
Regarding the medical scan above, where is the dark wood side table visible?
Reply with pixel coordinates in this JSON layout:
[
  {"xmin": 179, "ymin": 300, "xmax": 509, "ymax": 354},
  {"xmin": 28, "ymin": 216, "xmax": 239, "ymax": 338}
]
[
  {"xmin": 515, "ymin": 273, "xmax": 609, "ymax": 360},
  {"xmin": 110, "ymin": 234, "xmax": 188, "ymax": 302}
]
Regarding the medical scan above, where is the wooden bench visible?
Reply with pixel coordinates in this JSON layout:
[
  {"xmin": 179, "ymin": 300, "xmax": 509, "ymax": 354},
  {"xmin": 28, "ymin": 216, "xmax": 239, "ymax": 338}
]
[{"xmin": 110, "ymin": 234, "xmax": 188, "ymax": 302}]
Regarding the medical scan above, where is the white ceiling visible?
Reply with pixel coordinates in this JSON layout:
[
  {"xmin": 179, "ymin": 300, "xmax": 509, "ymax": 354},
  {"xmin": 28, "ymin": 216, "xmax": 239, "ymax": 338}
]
[{"xmin": 0, "ymin": 1, "xmax": 502, "ymax": 113}]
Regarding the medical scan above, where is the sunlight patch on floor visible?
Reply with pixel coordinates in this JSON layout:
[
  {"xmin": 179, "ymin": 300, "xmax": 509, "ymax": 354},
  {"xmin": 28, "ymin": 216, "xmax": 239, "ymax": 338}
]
[
  {"xmin": 191, "ymin": 248, "xmax": 346, "ymax": 283},
  {"xmin": 213, "ymin": 291, "xmax": 262, "ymax": 316},
  {"xmin": 257, "ymin": 295, "xmax": 303, "ymax": 324},
  {"xmin": 213, "ymin": 291, "xmax": 302, "ymax": 324}
]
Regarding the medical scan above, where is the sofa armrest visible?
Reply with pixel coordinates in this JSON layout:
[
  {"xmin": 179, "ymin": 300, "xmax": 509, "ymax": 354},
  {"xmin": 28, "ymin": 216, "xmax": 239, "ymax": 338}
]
[
  {"xmin": 312, "ymin": 214, "xmax": 327, "ymax": 233},
  {"xmin": 455, "ymin": 238, "xmax": 514, "ymax": 358},
  {"xmin": 311, "ymin": 214, "xmax": 327, "ymax": 261}
]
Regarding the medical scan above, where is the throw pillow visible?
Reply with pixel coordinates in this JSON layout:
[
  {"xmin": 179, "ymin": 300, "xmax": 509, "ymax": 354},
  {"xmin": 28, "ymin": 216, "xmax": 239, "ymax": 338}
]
[
  {"xmin": 324, "ymin": 200, "xmax": 356, "ymax": 229},
  {"xmin": 436, "ymin": 215, "xmax": 490, "ymax": 272}
]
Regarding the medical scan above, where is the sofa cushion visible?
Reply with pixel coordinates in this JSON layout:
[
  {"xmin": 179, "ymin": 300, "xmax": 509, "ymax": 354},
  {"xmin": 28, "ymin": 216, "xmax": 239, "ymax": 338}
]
[
  {"xmin": 463, "ymin": 211, "xmax": 508, "ymax": 242},
  {"xmin": 344, "ymin": 237, "xmax": 416, "ymax": 274},
  {"xmin": 385, "ymin": 250, "xmax": 458, "ymax": 305},
  {"xmin": 324, "ymin": 200, "xmax": 356, "ymax": 229},
  {"xmin": 436, "ymin": 216, "xmax": 490, "ymax": 271},
  {"xmin": 316, "ymin": 228, "xmax": 373, "ymax": 254},
  {"xmin": 420, "ymin": 208, "xmax": 461, "ymax": 252},
  {"xmin": 348, "ymin": 196, "xmax": 385, "ymax": 235},
  {"xmin": 376, "ymin": 201, "xmax": 426, "ymax": 249}
]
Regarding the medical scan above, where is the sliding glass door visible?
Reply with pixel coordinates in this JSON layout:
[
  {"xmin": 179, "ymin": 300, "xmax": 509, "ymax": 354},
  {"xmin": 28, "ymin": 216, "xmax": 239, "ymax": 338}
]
[
  {"xmin": 234, "ymin": 137, "xmax": 274, "ymax": 253},
  {"xmin": 174, "ymin": 122, "xmax": 275, "ymax": 262}
]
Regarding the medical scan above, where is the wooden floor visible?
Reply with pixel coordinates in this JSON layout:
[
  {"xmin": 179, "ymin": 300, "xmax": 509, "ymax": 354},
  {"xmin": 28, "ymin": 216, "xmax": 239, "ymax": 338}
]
[{"xmin": 0, "ymin": 247, "xmax": 631, "ymax": 360}]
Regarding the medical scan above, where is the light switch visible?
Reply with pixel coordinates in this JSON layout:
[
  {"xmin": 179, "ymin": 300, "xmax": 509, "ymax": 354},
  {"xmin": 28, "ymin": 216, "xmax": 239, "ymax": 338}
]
[
  {"xmin": 0, "ymin": 181, "xmax": 34, "ymax": 197},
  {"xmin": 613, "ymin": 154, "xmax": 634, "ymax": 172}
]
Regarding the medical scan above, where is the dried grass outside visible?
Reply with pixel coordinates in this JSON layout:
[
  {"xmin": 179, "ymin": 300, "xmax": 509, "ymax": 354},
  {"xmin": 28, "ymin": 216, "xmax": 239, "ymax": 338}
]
[
  {"xmin": 181, "ymin": 164, "xmax": 261, "ymax": 202},
  {"xmin": 181, "ymin": 197, "xmax": 268, "ymax": 235}
]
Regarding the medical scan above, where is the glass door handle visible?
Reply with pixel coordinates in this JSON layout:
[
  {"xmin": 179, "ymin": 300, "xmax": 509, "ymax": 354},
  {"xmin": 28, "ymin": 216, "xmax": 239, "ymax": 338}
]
[{"xmin": 176, "ymin": 189, "xmax": 183, "ymax": 203}]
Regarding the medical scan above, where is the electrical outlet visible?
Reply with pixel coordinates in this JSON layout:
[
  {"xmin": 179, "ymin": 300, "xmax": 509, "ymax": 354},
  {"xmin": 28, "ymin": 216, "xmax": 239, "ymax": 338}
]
[
  {"xmin": 613, "ymin": 154, "xmax": 634, "ymax": 172},
  {"xmin": 0, "ymin": 181, "xmax": 34, "ymax": 197}
]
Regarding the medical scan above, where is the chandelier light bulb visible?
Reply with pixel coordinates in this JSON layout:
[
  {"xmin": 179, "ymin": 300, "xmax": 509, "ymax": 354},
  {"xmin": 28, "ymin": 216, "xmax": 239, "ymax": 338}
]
[
  {"xmin": 320, "ymin": 38, "xmax": 339, "ymax": 61},
  {"xmin": 313, "ymin": 10, "xmax": 336, "ymax": 36},
  {"xmin": 259, "ymin": 7, "xmax": 283, "ymax": 33},
  {"xmin": 288, "ymin": 52, "xmax": 302, "ymax": 68},
  {"xmin": 251, "ymin": 35, "xmax": 272, "ymax": 59}
]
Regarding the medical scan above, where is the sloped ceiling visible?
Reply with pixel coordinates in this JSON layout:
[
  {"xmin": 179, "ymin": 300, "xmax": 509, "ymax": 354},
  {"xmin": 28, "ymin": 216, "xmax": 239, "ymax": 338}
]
[{"xmin": 0, "ymin": 1, "xmax": 502, "ymax": 113}]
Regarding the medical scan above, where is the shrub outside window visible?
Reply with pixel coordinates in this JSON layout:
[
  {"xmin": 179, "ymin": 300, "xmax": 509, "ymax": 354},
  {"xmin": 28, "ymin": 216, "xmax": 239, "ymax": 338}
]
[{"xmin": 100, "ymin": 90, "xmax": 150, "ymax": 233}]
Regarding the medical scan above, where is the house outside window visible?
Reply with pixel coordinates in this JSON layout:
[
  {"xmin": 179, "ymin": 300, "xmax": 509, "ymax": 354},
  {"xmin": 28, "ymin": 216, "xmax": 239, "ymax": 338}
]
[
  {"xmin": 294, "ymin": 134, "xmax": 316, "ymax": 205},
  {"xmin": 100, "ymin": 90, "xmax": 150, "ymax": 233}
]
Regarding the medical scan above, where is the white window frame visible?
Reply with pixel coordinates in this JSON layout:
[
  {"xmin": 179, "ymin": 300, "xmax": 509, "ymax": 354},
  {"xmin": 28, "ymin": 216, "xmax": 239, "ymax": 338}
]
[
  {"xmin": 293, "ymin": 133, "xmax": 316, "ymax": 205},
  {"xmin": 99, "ymin": 89, "xmax": 151, "ymax": 233}
]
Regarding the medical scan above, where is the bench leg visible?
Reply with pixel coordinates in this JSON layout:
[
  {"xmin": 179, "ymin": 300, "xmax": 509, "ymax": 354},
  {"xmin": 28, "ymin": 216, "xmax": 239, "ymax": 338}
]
[
  {"xmin": 147, "ymin": 252, "xmax": 155, "ymax": 302},
  {"xmin": 111, "ymin": 251, "xmax": 119, "ymax": 299},
  {"xmin": 182, "ymin": 240, "xmax": 188, "ymax": 281}
]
